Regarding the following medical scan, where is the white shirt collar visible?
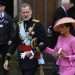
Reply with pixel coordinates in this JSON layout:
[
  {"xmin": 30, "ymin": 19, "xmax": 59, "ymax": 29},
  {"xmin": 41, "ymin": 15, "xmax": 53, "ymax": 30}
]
[
  {"xmin": 61, "ymin": 5, "xmax": 66, "ymax": 12},
  {"xmin": 2, "ymin": 12, "xmax": 5, "ymax": 17},
  {"xmin": 0, "ymin": 12, "xmax": 5, "ymax": 18}
]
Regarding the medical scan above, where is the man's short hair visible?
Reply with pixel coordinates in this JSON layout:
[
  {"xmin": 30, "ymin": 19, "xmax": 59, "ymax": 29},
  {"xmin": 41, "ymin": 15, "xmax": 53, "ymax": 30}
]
[{"xmin": 20, "ymin": 3, "xmax": 32, "ymax": 11}]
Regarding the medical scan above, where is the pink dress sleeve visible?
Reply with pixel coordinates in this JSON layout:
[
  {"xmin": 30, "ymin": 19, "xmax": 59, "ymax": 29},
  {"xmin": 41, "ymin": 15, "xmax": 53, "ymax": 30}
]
[
  {"xmin": 66, "ymin": 39, "xmax": 75, "ymax": 61},
  {"xmin": 45, "ymin": 47, "xmax": 55, "ymax": 54},
  {"xmin": 44, "ymin": 36, "xmax": 60, "ymax": 55}
]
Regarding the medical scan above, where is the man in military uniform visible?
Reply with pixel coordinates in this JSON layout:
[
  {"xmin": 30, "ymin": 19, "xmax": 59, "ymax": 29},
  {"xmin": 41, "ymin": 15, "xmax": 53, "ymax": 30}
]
[
  {"xmin": 0, "ymin": 0, "xmax": 16, "ymax": 75},
  {"xmin": 9, "ymin": 3, "xmax": 47, "ymax": 75}
]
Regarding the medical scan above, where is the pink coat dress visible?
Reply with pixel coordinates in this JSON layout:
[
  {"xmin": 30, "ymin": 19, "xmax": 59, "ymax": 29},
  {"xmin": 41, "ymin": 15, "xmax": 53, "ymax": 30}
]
[{"xmin": 45, "ymin": 35, "xmax": 75, "ymax": 75}]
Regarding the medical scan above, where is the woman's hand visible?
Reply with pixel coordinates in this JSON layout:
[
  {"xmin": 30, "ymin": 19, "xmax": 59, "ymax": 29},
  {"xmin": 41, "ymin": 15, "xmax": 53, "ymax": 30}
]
[
  {"xmin": 54, "ymin": 48, "xmax": 66, "ymax": 59},
  {"xmin": 57, "ymin": 50, "xmax": 66, "ymax": 58}
]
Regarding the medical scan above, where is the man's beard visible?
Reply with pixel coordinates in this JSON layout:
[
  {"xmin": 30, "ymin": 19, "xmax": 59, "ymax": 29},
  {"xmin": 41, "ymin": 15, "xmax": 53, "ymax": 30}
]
[{"xmin": 23, "ymin": 16, "xmax": 31, "ymax": 21}]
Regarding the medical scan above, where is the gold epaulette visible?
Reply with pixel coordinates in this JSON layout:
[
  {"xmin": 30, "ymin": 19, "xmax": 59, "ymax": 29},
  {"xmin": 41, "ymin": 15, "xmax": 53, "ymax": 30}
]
[
  {"xmin": 32, "ymin": 19, "xmax": 40, "ymax": 23},
  {"xmin": 17, "ymin": 21, "xmax": 23, "ymax": 24}
]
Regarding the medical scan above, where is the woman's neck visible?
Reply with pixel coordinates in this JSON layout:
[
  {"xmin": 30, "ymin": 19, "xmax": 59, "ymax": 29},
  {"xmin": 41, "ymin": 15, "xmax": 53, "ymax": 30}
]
[{"xmin": 62, "ymin": 31, "xmax": 71, "ymax": 37}]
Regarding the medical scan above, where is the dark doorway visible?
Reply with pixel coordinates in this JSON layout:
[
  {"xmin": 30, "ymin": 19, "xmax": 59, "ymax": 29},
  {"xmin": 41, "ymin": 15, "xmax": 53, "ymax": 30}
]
[
  {"xmin": 71, "ymin": 0, "xmax": 75, "ymax": 4},
  {"xmin": 5, "ymin": 0, "xmax": 13, "ymax": 17}
]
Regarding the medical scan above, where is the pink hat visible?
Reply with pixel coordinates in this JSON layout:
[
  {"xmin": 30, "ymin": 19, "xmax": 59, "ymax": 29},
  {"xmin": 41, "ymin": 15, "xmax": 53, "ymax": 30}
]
[{"xmin": 53, "ymin": 17, "xmax": 75, "ymax": 32}]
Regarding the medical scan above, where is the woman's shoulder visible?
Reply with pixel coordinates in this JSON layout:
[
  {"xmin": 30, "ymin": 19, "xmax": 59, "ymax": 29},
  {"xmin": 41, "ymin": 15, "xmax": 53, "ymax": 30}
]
[
  {"xmin": 71, "ymin": 35, "xmax": 75, "ymax": 39},
  {"xmin": 70, "ymin": 35, "xmax": 75, "ymax": 44},
  {"xmin": 57, "ymin": 35, "xmax": 64, "ymax": 40}
]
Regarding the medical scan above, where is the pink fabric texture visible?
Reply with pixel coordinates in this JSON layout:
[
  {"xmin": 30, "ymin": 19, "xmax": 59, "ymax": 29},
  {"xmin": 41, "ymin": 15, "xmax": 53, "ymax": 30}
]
[
  {"xmin": 59, "ymin": 66, "xmax": 75, "ymax": 75},
  {"xmin": 45, "ymin": 35, "xmax": 75, "ymax": 75}
]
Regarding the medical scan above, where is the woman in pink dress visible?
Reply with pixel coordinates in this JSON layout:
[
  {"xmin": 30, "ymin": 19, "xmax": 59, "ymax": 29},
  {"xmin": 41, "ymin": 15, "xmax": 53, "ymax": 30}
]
[{"xmin": 45, "ymin": 17, "xmax": 75, "ymax": 75}]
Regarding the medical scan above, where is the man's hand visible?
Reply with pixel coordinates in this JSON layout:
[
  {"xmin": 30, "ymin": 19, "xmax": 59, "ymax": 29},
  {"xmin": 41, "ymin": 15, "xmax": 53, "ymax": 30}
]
[
  {"xmin": 3, "ymin": 60, "xmax": 9, "ymax": 71},
  {"xmin": 20, "ymin": 52, "xmax": 27, "ymax": 59}
]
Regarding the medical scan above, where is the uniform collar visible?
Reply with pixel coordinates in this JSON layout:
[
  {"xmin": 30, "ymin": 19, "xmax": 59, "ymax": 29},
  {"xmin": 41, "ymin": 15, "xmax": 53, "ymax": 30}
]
[{"xmin": 0, "ymin": 12, "xmax": 5, "ymax": 18}]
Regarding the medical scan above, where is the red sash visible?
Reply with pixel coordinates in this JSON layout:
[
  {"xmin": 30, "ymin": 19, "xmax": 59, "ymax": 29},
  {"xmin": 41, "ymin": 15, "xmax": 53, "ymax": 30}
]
[
  {"xmin": 17, "ymin": 44, "xmax": 41, "ymax": 59},
  {"xmin": 17, "ymin": 44, "xmax": 32, "ymax": 52}
]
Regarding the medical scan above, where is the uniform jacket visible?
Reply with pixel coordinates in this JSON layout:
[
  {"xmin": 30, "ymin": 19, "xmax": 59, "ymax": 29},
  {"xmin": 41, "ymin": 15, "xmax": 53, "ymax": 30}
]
[
  {"xmin": 9, "ymin": 18, "xmax": 47, "ymax": 54},
  {"xmin": 0, "ymin": 12, "xmax": 15, "ymax": 45},
  {"xmin": 8, "ymin": 18, "xmax": 47, "ymax": 69}
]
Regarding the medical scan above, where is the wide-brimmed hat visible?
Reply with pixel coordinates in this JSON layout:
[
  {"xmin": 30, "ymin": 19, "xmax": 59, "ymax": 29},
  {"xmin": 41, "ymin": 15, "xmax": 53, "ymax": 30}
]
[
  {"xmin": 0, "ymin": 1, "xmax": 6, "ymax": 6},
  {"xmin": 61, "ymin": 0, "xmax": 70, "ymax": 4},
  {"xmin": 53, "ymin": 17, "xmax": 75, "ymax": 32}
]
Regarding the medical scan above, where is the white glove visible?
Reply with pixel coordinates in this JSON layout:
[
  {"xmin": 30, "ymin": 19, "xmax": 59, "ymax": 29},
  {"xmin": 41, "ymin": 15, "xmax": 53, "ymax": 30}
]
[
  {"xmin": 8, "ymin": 40, "xmax": 12, "ymax": 45},
  {"xmin": 20, "ymin": 52, "xmax": 27, "ymax": 59},
  {"xmin": 3, "ymin": 60, "xmax": 9, "ymax": 71},
  {"xmin": 20, "ymin": 50, "xmax": 34, "ymax": 60},
  {"xmin": 29, "ymin": 50, "xmax": 34, "ymax": 59}
]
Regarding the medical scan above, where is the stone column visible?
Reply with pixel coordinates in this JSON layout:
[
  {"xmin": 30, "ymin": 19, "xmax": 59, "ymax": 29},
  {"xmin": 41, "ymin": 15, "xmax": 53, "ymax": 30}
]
[{"xmin": 13, "ymin": 0, "xmax": 18, "ymax": 17}]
